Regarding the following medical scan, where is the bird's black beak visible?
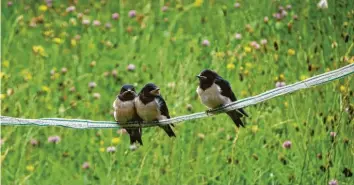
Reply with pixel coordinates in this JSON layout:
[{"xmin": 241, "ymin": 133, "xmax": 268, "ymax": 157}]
[
  {"xmin": 150, "ymin": 88, "xmax": 160, "ymax": 96},
  {"xmin": 196, "ymin": 75, "xmax": 207, "ymax": 80}
]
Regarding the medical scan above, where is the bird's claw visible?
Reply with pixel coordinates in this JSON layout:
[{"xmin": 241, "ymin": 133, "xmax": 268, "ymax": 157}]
[{"xmin": 205, "ymin": 109, "xmax": 213, "ymax": 116}]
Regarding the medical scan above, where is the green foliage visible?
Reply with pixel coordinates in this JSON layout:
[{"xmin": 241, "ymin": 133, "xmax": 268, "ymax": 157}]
[{"xmin": 1, "ymin": 0, "xmax": 353, "ymax": 184}]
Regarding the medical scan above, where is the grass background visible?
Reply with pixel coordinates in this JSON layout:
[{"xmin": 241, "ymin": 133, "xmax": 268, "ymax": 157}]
[{"xmin": 1, "ymin": 0, "xmax": 353, "ymax": 184}]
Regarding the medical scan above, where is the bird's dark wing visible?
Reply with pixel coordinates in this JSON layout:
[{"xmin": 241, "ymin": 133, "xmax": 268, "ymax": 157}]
[
  {"xmin": 156, "ymin": 95, "xmax": 170, "ymax": 119},
  {"xmin": 215, "ymin": 77, "xmax": 249, "ymax": 117}
]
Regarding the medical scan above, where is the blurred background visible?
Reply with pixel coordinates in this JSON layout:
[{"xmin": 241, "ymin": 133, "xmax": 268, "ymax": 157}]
[{"xmin": 1, "ymin": 0, "xmax": 353, "ymax": 184}]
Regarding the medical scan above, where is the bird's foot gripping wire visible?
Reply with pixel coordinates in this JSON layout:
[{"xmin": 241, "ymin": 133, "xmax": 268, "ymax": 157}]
[{"xmin": 205, "ymin": 109, "xmax": 214, "ymax": 116}]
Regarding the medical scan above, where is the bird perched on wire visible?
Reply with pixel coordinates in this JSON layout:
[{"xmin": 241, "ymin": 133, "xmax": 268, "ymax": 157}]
[
  {"xmin": 113, "ymin": 84, "xmax": 143, "ymax": 145},
  {"xmin": 135, "ymin": 83, "xmax": 176, "ymax": 137},
  {"xmin": 196, "ymin": 69, "xmax": 249, "ymax": 127}
]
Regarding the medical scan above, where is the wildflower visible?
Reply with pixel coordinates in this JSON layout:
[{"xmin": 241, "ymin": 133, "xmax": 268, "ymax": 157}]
[
  {"xmin": 274, "ymin": 13, "xmax": 282, "ymax": 20},
  {"xmin": 82, "ymin": 162, "xmax": 90, "ymax": 169},
  {"xmin": 281, "ymin": 10, "xmax": 288, "ymax": 17},
  {"xmin": 284, "ymin": 101, "xmax": 288, "ymax": 108},
  {"xmin": 7, "ymin": 1, "xmax": 13, "ymax": 7},
  {"xmin": 93, "ymin": 93, "xmax": 101, "ymax": 99},
  {"xmin": 30, "ymin": 139, "xmax": 39, "ymax": 146},
  {"xmin": 286, "ymin": 4, "xmax": 292, "ymax": 10},
  {"xmin": 186, "ymin": 104, "xmax": 193, "ymax": 111},
  {"xmin": 287, "ymin": 49, "xmax": 296, "ymax": 56},
  {"xmin": 300, "ymin": 75, "xmax": 308, "ymax": 81},
  {"xmin": 235, "ymin": 33, "xmax": 242, "ymax": 40},
  {"xmin": 82, "ymin": 19, "xmax": 90, "ymax": 25},
  {"xmin": 53, "ymin": 38, "xmax": 63, "ymax": 44},
  {"xmin": 112, "ymin": 13, "xmax": 119, "ymax": 20},
  {"xmin": 128, "ymin": 10, "xmax": 136, "ymax": 18},
  {"xmin": 41, "ymin": 86, "xmax": 50, "ymax": 92},
  {"xmin": 93, "ymin": 20, "xmax": 101, "ymax": 26},
  {"xmin": 71, "ymin": 39, "xmax": 77, "ymax": 47},
  {"xmin": 264, "ymin": 16, "xmax": 269, "ymax": 23},
  {"xmin": 251, "ymin": 125, "xmax": 258, "ymax": 133},
  {"xmin": 127, "ymin": 64, "xmax": 136, "ymax": 71},
  {"xmin": 90, "ymin": 61, "xmax": 96, "ymax": 67},
  {"xmin": 48, "ymin": 136, "xmax": 61, "ymax": 144},
  {"xmin": 129, "ymin": 144, "xmax": 138, "ymax": 151},
  {"xmin": 318, "ymin": 0, "xmax": 328, "ymax": 9},
  {"xmin": 117, "ymin": 129, "xmax": 127, "ymax": 135},
  {"xmin": 45, "ymin": 0, "xmax": 52, "ymax": 7},
  {"xmin": 61, "ymin": 67, "xmax": 68, "ymax": 74},
  {"xmin": 111, "ymin": 70, "xmax": 118, "ymax": 77},
  {"xmin": 234, "ymin": 2, "xmax": 240, "ymax": 8},
  {"xmin": 167, "ymin": 82, "xmax": 176, "ymax": 88},
  {"xmin": 328, "ymin": 179, "xmax": 338, "ymax": 185},
  {"xmin": 66, "ymin": 6, "xmax": 75, "ymax": 13},
  {"xmin": 111, "ymin": 137, "xmax": 121, "ymax": 144},
  {"xmin": 293, "ymin": 14, "xmax": 298, "ymax": 20},
  {"xmin": 194, "ymin": 0, "xmax": 203, "ymax": 7},
  {"xmin": 244, "ymin": 46, "xmax": 252, "ymax": 53},
  {"xmin": 7, "ymin": 88, "xmax": 14, "ymax": 96},
  {"xmin": 202, "ymin": 39, "xmax": 210, "ymax": 47},
  {"xmin": 26, "ymin": 165, "xmax": 35, "ymax": 172},
  {"xmin": 275, "ymin": 81, "xmax": 286, "ymax": 88},
  {"xmin": 282, "ymin": 140, "xmax": 292, "ymax": 149},
  {"xmin": 227, "ymin": 63, "xmax": 235, "ymax": 70},
  {"xmin": 260, "ymin": 39, "xmax": 267, "ymax": 45},
  {"xmin": 0, "ymin": 138, "xmax": 4, "ymax": 146},
  {"xmin": 88, "ymin": 82, "xmax": 97, "ymax": 88},
  {"xmin": 32, "ymin": 45, "xmax": 46, "ymax": 57},
  {"xmin": 105, "ymin": 23, "xmax": 112, "ymax": 29},
  {"xmin": 77, "ymin": 13, "xmax": 83, "ymax": 19},
  {"xmin": 38, "ymin": 5, "xmax": 48, "ymax": 12},
  {"xmin": 106, "ymin": 146, "xmax": 116, "ymax": 153},
  {"xmin": 339, "ymin": 85, "xmax": 346, "ymax": 93},
  {"xmin": 161, "ymin": 6, "xmax": 168, "ymax": 12},
  {"xmin": 0, "ymin": 94, "xmax": 6, "ymax": 100},
  {"xmin": 99, "ymin": 147, "xmax": 105, "ymax": 152},
  {"xmin": 198, "ymin": 133, "xmax": 205, "ymax": 139},
  {"xmin": 330, "ymin": 132, "xmax": 337, "ymax": 137}
]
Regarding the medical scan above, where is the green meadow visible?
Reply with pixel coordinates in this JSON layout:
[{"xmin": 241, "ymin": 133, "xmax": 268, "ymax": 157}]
[{"xmin": 1, "ymin": 0, "xmax": 353, "ymax": 184}]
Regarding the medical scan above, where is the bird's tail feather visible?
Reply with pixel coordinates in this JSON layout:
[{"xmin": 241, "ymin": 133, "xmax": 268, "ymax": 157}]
[
  {"xmin": 127, "ymin": 128, "xmax": 143, "ymax": 145},
  {"xmin": 226, "ymin": 110, "xmax": 246, "ymax": 127},
  {"xmin": 160, "ymin": 125, "xmax": 176, "ymax": 137}
]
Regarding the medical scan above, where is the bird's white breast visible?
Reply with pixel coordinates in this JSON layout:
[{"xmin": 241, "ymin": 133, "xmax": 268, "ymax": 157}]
[
  {"xmin": 135, "ymin": 98, "xmax": 165, "ymax": 121},
  {"xmin": 196, "ymin": 83, "xmax": 231, "ymax": 108},
  {"xmin": 113, "ymin": 99, "xmax": 135, "ymax": 123}
]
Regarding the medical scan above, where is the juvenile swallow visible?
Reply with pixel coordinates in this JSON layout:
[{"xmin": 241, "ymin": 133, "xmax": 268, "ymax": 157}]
[
  {"xmin": 113, "ymin": 84, "xmax": 143, "ymax": 145},
  {"xmin": 135, "ymin": 83, "xmax": 176, "ymax": 137},
  {"xmin": 196, "ymin": 69, "xmax": 249, "ymax": 127}
]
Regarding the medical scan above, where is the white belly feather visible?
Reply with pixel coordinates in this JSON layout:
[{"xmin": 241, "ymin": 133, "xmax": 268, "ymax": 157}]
[
  {"xmin": 196, "ymin": 83, "xmax": 231, "ymax": 108},
  {"xmin": 135, "ymin": 98, "xmax": 166, "ymax": 121},
  {"xmin": 113, "ymin": 99, "xmax": 135, "ymax": 122}
]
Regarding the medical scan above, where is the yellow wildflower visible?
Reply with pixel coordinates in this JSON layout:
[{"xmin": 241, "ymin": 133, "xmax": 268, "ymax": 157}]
[
  {"xmin": 100, "ymin": 140, "xmax": 104, "ymax": 146},
  {"xmin": 244, "ymin": 46, "xmax": 252, "ymax": 53},
  {"xmin": 339, "ymin": 85, "xmax": 346, "ymax": 93},
  {"xmin": 300, "ymin": 75, "xmax": 308, "ymax": 81},
  {"xmin": 41, "ymin": 86, "xmax": 50, "ymax": 92},
  {"xmin": 288, "ymin": 49, "xmax": 295, "ymax": 56},
  {"xmin": 241, "ymin": 90, "xmax": 247, "ymax": 97},
  {"xmin": 32, "ymin": 45, "xmax": 46, "ymax": 57},
  {"xmin": 2, "ymin": 60, "xmax": 9, "ymax": 68},
  {"xmin": 21, "ymin": 70, "xmax": 32, "ymax": 81},
  {"xmin": 53, "ymin": 38, "xmax": 63, "ymax": 44},
  {"xmin": 349, "ymin": 57, "xmax": 354, "ymax": 64},
  {"xmin": 71, "ymin": 39, "xmax": 77, "ymax": 47},
  {"xmin": 244, "ymin": 70, "xmax": 249, "ymax": 76},
  {"xmin": 227, "ymin": 63, "xmax": 235, "ymax": 70},
  {"xmin": 99, "ymin": 147, "xmax": 105, "ymax": 152},
  {"xmin": 274, "ymin": 54, "xmax": 279, "ymax": 61},
  {"xmin": 194, "ymin": 0, "xmax": 203, "ymax": 7},
  {"xmin": 279, "ymin": 74, "xmax": 285, "ymax": 81},
  {"xmin": 239, "ymin": 66, "xmax": 244, "ymax": 71},
  {"xmin": 284, "ymin": 101, "xmax": 288, "ymax": 108},
  {"xmin": 38, "ymin": 5, "xmax": 48, "ymax": 12},
  {"xmin": 43, "ymin": 30, "xmax": 54, "ymax": 37},
  {"xmin": 245, "ymin": 62, "xmax": 253, "ymax": 69},
  {"xmin": 251, "ymin": 125, "xmax": 258, "ymax": 134},
  {"xmin": 111, "ymin": 137, "xmax": 121, "ymax": 145},
  {"xmin": 0, "ymin": 94, "xmax": 6, "ymax": 100},
  {"xmin": 216, "ymin": 52, "xmax": 225, "ymax": 58},
  {"xmin": 26, "ymin": 165, "xmax": 35, "ymax": 172}
]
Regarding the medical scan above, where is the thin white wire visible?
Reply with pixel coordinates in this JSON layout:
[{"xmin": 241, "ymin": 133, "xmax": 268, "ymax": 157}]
[{"xmin": 1, "ymin": 63, "xmax": 353, "ymax": 129}]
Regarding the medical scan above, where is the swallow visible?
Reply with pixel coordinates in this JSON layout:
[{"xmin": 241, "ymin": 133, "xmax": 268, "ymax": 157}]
[
  {"xmin": 196, "ymin": 69, "xmax": 249, "ymax": 127},
  {"xmin": 135, "ymin": 83, "xmax": 176, "ymax": 137},
  {"xmin": 113, "ymin": 84, "xmax": 143, "ymax": 145}
]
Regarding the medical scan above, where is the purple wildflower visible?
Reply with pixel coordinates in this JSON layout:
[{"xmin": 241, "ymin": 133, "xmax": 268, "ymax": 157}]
[
  {"xmin": 82, "ymin": 19, "xmax": 90, "ymax": 25},
  {"xmin": 282, "ymin": 140, "xmax": 292, "ymax": 149},
  {"xmin": 273, "ymin": 13, "xmax": 283, "ymax": 20},
  {"xmin": 112, "ymin": 13, "xmax": 119, "ymax": 20},
  {"xmin": 7, "ymin": 1, "xmax": 13, "ymax": 7},
  {"xmin": 276, "ymin": 81, "xmax": 286, "ymax": 88},
  {"xmin": 281, "ymin": 10, "xmax": 288, "ymax": 17},
  {"xmin": 93, "ymin": 20, "xmax": 101, "ymax": 26},
  {"xmin": 260, "ymin": 39, "xmax": 268, "ymax": 45},
  {"xmin": 330, "ymin": 132, "xmax": 337, "ymax": 137},
  {"xmin": 30, "ymin": 139, "xmax": 39, "ymax": 146},
  {"xmin": 127, "ymin": 64, "xmax": 136, "ymax": 71},
  {"xmin": 88, "ymin": 82, "xmax": 97, "ymax": 88},
  {"xmin": 161, "ymin": 6, "xmax": 168, "ymax": 12},
  {"xmin": 286, "ymin": 4, "xmax": 292, "ymax": 10},
  {"xmin": 48, "ymin": 136, "xmax": 61, "ymax": 144},
  {"xmin": 106, "ymin": 146, "xmax": 116, "ymax": 153},
  {"xmin": 105, "ymin": 23, "xmax": 112, "ymax": 29},
  {"xmin": 293, "ymin": 14, "xmax": 298, "ymax": 20},
  {"xmin": 328, "ymin": 179, "xmax": 338, "ymax": 185},
  {"xmin": 82, "ymin": 162, "xmax": 90, "ymax": 169},
  {"xmin": 66, "ymin": 6, "xmax": 76, "ymax": 13},
  {"xmin": 202, "ymin": 39, "xmax": 210, "ymax": 47},
  {"xmin": 128, "ymin": 10, "xmax": 136, "ymax": 18},
  {"xmin": 46, "ymin": 0, "xmax": 52, "ymax": 7},
  {"xmin": 235, "ymin": 33, "xmax": 242, "ymax": 40}
]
